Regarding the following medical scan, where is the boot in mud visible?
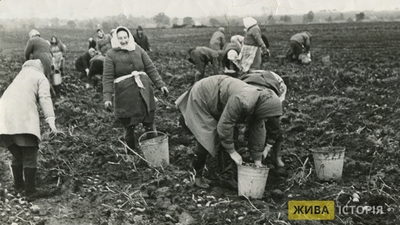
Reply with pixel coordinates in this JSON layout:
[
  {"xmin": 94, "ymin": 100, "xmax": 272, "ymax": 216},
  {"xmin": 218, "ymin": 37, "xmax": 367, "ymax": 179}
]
[
  {"xmin": 271, "ymin": 141, "xmax": 285, "ymax": 168},
  {"xmin": 192, "ymin": 143, "xmax": 210, "ymax": 189},
  {"xmin": 218, "ymin": 150, "xmax": 238, "ymax": 191},
  {"xmin": 24, "ymin": 168, "xmax": 49, "ymax": 201},
  {"xmin": 11, "ymin": 165, "xmax": 24, "ymax": 194}
]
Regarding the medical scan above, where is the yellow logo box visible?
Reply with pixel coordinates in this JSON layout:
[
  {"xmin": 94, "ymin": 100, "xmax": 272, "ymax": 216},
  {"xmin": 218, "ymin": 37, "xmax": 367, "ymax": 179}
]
[{"xmin": 288, "ymin": 200, "xmax": 335, "ymax": 220}]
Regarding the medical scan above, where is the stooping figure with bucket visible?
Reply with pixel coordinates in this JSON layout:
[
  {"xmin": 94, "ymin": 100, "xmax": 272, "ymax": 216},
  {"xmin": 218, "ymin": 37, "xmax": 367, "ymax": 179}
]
[
  {"xmin": 175, "ymin": 75, "xmax": 283, "ymax": 189},
  {"xmin": 241, "ymin": 70, "xmax": 287, "ymax": 167},
  {"xmin": 102, "ymin": 26, "xmax": 169, "ymax": 152},
  {"xmin": 286, "ymin": 31, "xmax": 312, "ymax": 64}
]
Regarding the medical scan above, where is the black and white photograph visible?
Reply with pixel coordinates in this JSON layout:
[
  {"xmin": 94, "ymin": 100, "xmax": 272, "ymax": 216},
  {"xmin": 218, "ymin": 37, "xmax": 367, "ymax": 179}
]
[{"xmin": 0, "ymin": 0, "xmax": 400, "ymax": 224}]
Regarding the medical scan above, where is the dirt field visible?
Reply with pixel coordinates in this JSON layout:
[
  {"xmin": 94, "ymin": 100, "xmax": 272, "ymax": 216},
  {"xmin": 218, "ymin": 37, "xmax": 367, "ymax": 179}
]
[{"xmin": 1, "ymin": 21, "xmax": 400, "ymax": 225}]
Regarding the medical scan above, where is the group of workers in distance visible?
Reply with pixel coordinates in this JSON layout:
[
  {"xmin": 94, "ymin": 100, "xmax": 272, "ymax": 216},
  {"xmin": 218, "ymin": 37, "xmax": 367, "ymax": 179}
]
[{"xmin": 0, "ymin": 16, "xmax": 311, "ymax": 201}]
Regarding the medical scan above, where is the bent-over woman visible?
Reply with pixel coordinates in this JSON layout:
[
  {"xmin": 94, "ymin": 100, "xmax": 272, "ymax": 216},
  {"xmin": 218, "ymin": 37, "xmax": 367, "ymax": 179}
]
[
  {"xmin": 0, "ymin": 60, "xmax": 60, "ymax": 201},
  {"xmin": 175, "ymin": 75, "xmax": 282, "ymax": 189}
]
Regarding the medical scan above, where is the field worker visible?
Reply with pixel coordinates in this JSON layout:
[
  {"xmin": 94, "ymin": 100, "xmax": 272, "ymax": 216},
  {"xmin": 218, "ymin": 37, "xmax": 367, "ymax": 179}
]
[
  {"xmin": 187, "ymin": 46, "xmax": 220, "ymax": 82},
  {"xmin": 103, "ymin": 26, "xmax": 169, "ymax": 150},
  {"xmin": 75, "ymin": 48, "xmax": 96, "ymax": 88},
  {"xmin": 24, "ymin": 29, "xmax": 53, "ymax": 79},
  {"xmin": 241, "ymin": 70, "xmax": 287, "ymax": 167},
  {"xmin": 230, "ymin": 35, "xmax": 244, "ymax": 47},
  {"xmin": 239, "ymin": 17, "xmax": 269, "ymax": 73},
  {"xmin": 209, "ymin": 27, "xmax": 226, "ymax": 51},
  {"xmin": 286, "ymin": 31, "xmax": 312, "ymax": 63},
  {"xmin": 88, "ymin": 54, "xmax": 105, "ymax": 90},
  {"xmin": 175, "ymin": 75, "xmax": 283, "ymax": 189},
  {"xmin": 110, "ymin": 29, "xmax": 116, "ymax": 37},
  {"xmin": 0, "ymin": 60, "xmax": 61, "ymax": 201},
  {"xmin": 133, "ymin": 26, "xmax": 151, "ymax": 52},
  {"xmin": 88, "ymin": 37, "xmax": 96, "ymax": 49},
  {"xmin": 96, "ymin": 29, "xmax": 112, "ymax": 55},
  {"xmin": 49, "ymin": 35, "xmax": 67, "ymax": 75},
  {"xmin": 221, "ymin": 42, "xmax": 241, "ymax": 76}
]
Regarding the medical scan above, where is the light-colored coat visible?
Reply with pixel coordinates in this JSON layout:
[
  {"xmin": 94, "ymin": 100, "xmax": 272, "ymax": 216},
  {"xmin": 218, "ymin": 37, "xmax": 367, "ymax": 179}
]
[{"xmin": 0, "ymin": 60, "xmax": 55, "ymax": 141}]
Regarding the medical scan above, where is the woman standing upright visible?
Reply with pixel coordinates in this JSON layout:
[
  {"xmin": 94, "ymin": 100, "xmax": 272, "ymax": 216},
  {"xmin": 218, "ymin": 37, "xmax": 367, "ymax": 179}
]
[
  {"xmin": 49, "ymin": 35, "xmax": 67, "ymax": 75},
  {"xmin": 102, "ymin": 26, "xmax": 169, "ymax": 150},
  {"xmin": 0, "ymin": 60, "xmax": 60, "ymax": 201},
  {"xmin": 239, "ymin": 17, "xmax": 268, "ymax": 73}
]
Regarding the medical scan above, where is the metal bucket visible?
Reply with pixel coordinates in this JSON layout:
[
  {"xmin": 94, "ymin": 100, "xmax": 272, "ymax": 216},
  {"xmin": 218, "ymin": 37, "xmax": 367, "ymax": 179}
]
[{"xmin": 138, "ymin": 131, "xmax": 169, "ymax": 167}]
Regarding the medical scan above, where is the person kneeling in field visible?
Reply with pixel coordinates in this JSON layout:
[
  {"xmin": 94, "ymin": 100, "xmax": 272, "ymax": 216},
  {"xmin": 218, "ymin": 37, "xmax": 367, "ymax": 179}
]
[
  {"xmin": 75, "ymin": 48, "xmax": 96, "ymax": 88},
  {"xmin": 0, "ymin": 60, "xmax": 61, "ymax": 201},
  {"xmin": 241, "ymin": 70, "xmax": 287, "ymax": 167},
  {"xmin": 221, "ymin": 41, "xmax": 241, "ymax": 77},
  {"xmin": 187, "ymin": 46, "xmax": 221, "ymax": 83},
  {"xmin": 286, "ymin": 31, "xmax": 312, "ymax": 64},
  {"xmin": 88, "ymin": 54, "xmax": 105, "ymax": 91},
  {"xmin": 175, "ymin": 75, "xmax": 283, "ymax": 189}
]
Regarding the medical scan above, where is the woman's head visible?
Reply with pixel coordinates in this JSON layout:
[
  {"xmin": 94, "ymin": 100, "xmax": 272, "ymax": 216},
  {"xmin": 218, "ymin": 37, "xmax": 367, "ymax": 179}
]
[
  {"xmin": 110, "ymin": 26, "xmax": 136, "ymax": 51},
  {"xmin": 97, "ymin": 29, "xmax": 104, "ymax": 38},
  {"xmin": 253, "ymin": 89, "xmax": 282, "ymax": 121},
  {"xmin": 50, "ymin": 36, "xmax": 57, "ymax": 44},
  {"xmin": 116, "ymin": 28, "xmax": 129, "ymax": 46},
  {"xmin": 29, "ymin": 29, "xmax": 40, "ymax": 39}
]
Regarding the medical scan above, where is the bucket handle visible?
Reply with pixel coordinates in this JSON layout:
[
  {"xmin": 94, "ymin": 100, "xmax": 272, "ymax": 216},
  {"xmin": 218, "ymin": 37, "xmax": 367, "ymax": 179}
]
[{"xmin": 138, "ymin": 131, "xmax": 167, "ymax": 145}]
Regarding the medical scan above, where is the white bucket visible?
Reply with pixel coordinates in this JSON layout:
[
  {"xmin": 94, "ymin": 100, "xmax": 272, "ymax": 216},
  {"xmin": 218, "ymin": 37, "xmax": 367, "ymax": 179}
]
[
  {"xmin": 237, "ymin": 164, "xmax": 269, "ymax": 199},
  {"xmin": 52, "ymin": 70, "xmax": 62, "ymax": 85},
  {"xmin": 139, "ymin": 131, "xmax": 169, "ymax": 167},
  {"xmin": 311, "ymin": 147, "xmax": 345, "ymax": 181}
]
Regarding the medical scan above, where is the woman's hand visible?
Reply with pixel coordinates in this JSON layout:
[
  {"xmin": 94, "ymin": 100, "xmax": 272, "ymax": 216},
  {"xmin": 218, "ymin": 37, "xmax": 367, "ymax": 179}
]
[
  {"xmin": 160, "ymin": 86, "xmax": 169, "ymax": 97},
  {"xmin": 262, "ymin": 144, "xmax": 273, "ymax": 159},
  {"xmin": 104, "ymin": 101, "xmax": 112, "ymax": 110},
  {"xmin": 229, "ymin": 151, "xmax": 243, "ymax": 165}
]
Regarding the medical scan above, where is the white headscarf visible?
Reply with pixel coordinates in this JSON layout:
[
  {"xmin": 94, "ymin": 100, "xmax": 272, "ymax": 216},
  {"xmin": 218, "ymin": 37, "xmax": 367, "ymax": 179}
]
[
  {"xmin": 22, "ymin": 59, "xmax": 44, "ymax": 73},
  {"xmin": 111, "ymin": 26, "xmax": 136, "ymax": 51},
  {"xmin": 243, "ymin": 17, "xmax": 257, "ymax": 29},
  {"xmin": 29, "ymin": 29, "xmax": 40, "ymax": 38}
]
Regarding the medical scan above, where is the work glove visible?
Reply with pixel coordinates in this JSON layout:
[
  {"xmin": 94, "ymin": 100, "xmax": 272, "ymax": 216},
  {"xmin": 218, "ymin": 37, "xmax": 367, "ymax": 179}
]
[{"xmin": 229, "ymin": 151, "xmax": 243, "ymax": 165}]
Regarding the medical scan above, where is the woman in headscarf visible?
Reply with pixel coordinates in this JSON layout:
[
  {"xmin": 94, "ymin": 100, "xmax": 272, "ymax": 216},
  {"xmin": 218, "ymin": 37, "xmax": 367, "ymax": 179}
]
[
  {"xmin": 187, "ymin": 46, "xmax": 220, "ymax": 83},
  {"xmin": 175, "ymin": 75, "xmax": 282, "ymax": 189},
  {"xmin": 96, "ymin": 29, "xmax": 112, "ymax": 55},
  {"xmin": 221, "ymin": 41, "xmax": 242, "ymax": 76},
  {"xmin": 239, "ymin": 17, "xmax": 268, "ymax": 73},
  {"xmin": 24, "ymin": 29, "xmax": 53, "ymax": 79},
  {"xmin": 286, "ymin": 31, "xmax": 312, "ymax": 63},
  {"xmin": 241, "ymin": 70, "xmax": 287, "ymax": 167},
  {"xmin": 209, "ymin": 27, "xmax": 226, "ymax": 51},
  {"xmin": 103, "ymin": 26, "xmax": 169, "ymax": 150},
  {"xmin": 75, "ymin": 48, "xmax": 96, "ymax": 88},
  {"xmin": 0, "ymin": 60, "xmax": 60, "ymax": 201},
  {"xmin": 49, "ymin": 35, "xmax": 67, "ymax": 75}
]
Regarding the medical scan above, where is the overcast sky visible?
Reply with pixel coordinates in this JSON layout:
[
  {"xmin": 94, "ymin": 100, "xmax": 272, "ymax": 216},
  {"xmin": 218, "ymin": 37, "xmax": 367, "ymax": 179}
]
[{"xmin": 1, "ymin": 0, "xmax": 400, "ymax": 20}]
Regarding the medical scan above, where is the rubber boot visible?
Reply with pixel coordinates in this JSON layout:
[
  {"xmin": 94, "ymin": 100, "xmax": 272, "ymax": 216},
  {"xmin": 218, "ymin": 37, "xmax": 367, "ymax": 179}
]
[
  {"xmin": 11, "ymin": 165, "xmax": 24, "ymax": 193},
  {"xmin": 124, "ymin": 126, "xmax": 137, "ymax": 150},
  {"xmin": 24, "ymin": 168, "xmax": 48, "ymax": 201},
  {"xmin": 271, "ymin": 141, "xmax": 285, "ymax": 168},
  {"xmin": 192, "ymin": 144, "xmax": 210, "ymax": 189},
  {"xmin": 218, "ymin": 150, "xmax": 238, "ymax": 191}
]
